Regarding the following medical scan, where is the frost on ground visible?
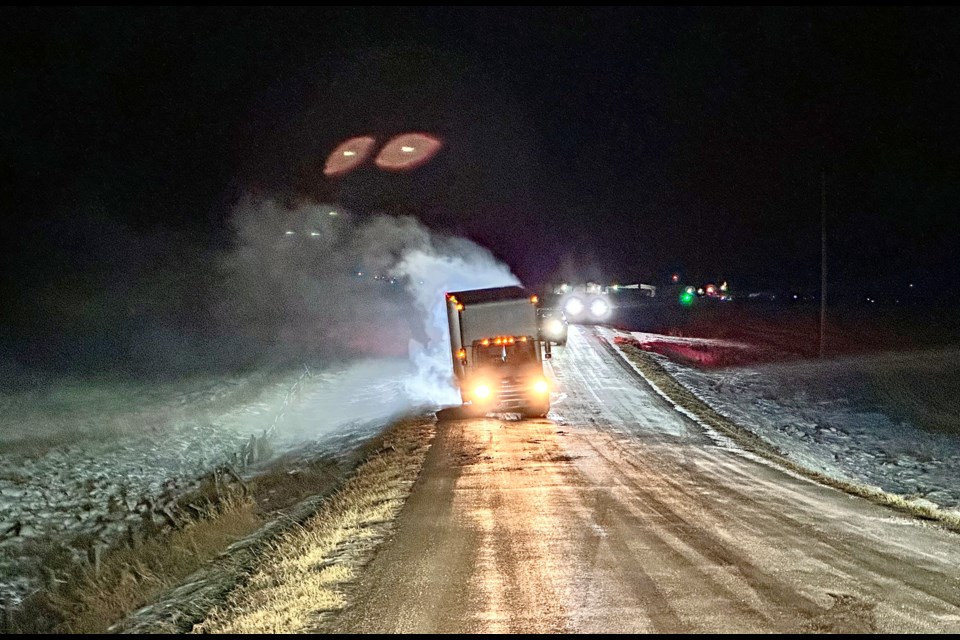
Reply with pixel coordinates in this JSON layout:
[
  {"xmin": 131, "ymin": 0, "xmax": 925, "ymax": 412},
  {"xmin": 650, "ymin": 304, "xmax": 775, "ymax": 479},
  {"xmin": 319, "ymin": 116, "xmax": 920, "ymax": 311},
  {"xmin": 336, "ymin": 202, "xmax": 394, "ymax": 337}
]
[
  {"xmin": 611, "ymin": 329, "xmax": 960, "ymax": 513},
  {"xmin": 0, "ymin": 357, "xmax": 420, "ymax": 607}
]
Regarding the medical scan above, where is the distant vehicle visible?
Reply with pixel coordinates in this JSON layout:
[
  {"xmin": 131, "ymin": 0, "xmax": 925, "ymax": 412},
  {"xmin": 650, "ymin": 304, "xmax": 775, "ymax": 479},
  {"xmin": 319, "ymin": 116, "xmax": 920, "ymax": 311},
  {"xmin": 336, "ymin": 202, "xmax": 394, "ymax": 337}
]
[
  {"xmin": 561, "ymin": 290, "xmax": 613, "ymax": 323},
  {"xmin": 548, "ymin": 281, "xmax": 655, "ymax": 323},
  {"xmin": 440, "ymin": 286, "xmax": 551, "ymax": 419},
  {"xmin": 538, "ymin": 306, "xmax": 568, "ymax": 346}
]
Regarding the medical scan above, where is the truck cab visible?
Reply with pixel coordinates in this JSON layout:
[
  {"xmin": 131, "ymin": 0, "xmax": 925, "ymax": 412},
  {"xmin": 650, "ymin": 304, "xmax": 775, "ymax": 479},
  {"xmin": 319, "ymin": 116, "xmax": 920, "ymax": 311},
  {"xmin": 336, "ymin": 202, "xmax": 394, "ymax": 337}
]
[{"xmin": 444, "ymin": 286, "xmax": 551, "ymax": 419}]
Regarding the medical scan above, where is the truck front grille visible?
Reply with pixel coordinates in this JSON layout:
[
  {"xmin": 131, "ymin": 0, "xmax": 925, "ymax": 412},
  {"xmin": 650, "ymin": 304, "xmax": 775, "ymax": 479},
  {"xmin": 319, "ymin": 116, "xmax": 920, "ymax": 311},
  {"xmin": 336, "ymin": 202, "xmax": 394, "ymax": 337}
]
[{"xmin": 496, "ymin": 376, "xmax": 529, "ymax": 409}]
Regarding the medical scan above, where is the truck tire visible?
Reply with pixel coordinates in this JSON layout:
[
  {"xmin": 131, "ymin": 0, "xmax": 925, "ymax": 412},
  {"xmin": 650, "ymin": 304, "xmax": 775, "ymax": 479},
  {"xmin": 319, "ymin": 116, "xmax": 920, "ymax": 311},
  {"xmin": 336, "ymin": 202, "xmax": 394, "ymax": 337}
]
[
  {"xmin": 436, "ymin": 406, "xmax": 465, "ymax": 422},
  {"xmin": 520, "ymin": 404, "xmax": 550, "ymax": 420}
]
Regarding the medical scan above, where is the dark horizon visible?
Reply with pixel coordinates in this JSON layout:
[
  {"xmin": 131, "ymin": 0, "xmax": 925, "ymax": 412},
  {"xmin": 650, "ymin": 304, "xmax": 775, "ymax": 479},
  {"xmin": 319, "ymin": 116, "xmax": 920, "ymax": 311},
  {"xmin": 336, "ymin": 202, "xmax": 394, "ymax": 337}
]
[{"xmin": 3, "ymin": 7, "xmax": 958, "ymax": 325}]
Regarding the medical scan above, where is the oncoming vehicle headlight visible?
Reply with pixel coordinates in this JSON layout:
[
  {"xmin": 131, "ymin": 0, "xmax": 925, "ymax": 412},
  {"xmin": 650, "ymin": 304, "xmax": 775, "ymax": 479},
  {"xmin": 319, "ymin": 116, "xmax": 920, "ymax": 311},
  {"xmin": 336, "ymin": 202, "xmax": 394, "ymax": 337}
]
[
  {"xmin": 564, "ymin": 297, "xmax": 584, "ymax": 316},
  {"xmin": 590, "ymin": 298, "xmax": 610, "ymax": 318},
  {"xmin": 532, "ymin": 378, "xmax": 549, "ymax": 394},
  {"xmin": 547, "ymin": 318, "xmax": 564, "ymax": 335}
]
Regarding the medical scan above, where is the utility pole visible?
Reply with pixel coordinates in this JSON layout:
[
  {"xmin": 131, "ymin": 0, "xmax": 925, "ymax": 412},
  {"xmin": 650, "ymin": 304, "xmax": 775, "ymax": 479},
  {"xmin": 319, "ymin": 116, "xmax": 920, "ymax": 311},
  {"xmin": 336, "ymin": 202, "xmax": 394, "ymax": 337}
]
[{"xmin": 819, "ymin": 169, "xmax": 827, "ymax": 359}]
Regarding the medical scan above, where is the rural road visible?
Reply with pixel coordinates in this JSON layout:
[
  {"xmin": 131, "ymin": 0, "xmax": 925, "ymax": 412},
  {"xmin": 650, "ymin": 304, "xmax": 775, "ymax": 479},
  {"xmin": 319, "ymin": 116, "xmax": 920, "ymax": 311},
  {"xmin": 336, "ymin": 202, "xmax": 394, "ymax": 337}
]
[{"xmin": 328, "ymin": 326, "xmax": 960, "ymax": 633}]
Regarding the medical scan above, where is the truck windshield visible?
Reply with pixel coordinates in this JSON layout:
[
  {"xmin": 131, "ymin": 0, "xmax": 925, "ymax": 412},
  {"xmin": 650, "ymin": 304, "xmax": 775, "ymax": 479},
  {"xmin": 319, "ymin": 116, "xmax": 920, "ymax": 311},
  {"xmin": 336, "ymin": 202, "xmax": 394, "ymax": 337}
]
[{"xmin": 472, "ymin": 340, "xmax": 537, "ymax": 368}]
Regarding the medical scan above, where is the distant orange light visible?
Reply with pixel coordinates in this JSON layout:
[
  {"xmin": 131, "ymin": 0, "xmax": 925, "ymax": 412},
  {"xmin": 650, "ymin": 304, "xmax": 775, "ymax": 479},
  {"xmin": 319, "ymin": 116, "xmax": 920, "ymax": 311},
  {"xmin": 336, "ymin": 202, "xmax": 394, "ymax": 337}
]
[
  {"xmin": 456, "ymin": 303, "xmax": 464, "ymax": 311},
  {"xmin": 375, "ymin": 132, "xmax": 443, "ymax": 171},
  {"xmin": 323, "ymin": 136, "xmax": 376, "ymax": 176},
  {"xmin": 520, "ymin": 336, "xmax": 528, "ymax": 342},
  {"xmin": 481, "ymin": 339, "xmax": 490, "ymax": 346},
  {"xmin": 530, "ymin": 295, "xmax": 539, "ymax": 304}
]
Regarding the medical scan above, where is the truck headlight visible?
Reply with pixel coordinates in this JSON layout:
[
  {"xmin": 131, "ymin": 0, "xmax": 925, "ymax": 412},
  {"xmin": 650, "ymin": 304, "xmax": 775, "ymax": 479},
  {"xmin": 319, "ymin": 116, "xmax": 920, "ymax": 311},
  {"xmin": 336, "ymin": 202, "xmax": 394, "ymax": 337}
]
[
  {"xmin": 547, "ymin": 318, "xmax": 564, "ymax": 335},
  {"xmin": 472, "ymin": 384, "xmax": 491, "ymax": 400},
  {"xmin": 532, "ymin": 378, "xmax": 549, "ymax": 394}
]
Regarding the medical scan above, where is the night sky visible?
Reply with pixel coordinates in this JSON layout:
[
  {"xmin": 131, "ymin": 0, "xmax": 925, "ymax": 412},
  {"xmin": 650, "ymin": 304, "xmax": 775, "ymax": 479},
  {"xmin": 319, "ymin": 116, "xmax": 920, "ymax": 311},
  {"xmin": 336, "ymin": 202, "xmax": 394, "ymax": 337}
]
[{"xmin": 3, "ymin": 7, "xmax": 959, "ymax": 302}]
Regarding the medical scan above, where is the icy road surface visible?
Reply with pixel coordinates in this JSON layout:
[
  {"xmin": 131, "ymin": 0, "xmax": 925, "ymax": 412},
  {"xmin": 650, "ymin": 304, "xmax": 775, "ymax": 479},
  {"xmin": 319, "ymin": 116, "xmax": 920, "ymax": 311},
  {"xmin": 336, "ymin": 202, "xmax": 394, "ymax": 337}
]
[{"xmin": 330, "ymin": 326, "xmax": 960, "ymax": 633}]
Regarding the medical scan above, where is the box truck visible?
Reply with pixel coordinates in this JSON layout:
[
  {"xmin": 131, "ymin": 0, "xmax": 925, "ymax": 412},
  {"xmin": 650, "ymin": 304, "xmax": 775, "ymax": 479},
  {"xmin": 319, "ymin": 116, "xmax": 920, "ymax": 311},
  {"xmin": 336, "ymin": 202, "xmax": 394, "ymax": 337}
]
[{"xmin": 441, "ymin": 285, "xmax": 551, "ymax": 419}]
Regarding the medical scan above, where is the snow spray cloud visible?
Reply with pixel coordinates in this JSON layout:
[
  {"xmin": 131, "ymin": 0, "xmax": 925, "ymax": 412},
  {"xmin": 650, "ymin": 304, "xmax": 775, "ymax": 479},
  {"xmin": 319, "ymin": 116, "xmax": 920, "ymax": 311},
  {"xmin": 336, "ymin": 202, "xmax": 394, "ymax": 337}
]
[{"xmin": 217, "ymin": 196, "xmax": 518, "ymax": 405}]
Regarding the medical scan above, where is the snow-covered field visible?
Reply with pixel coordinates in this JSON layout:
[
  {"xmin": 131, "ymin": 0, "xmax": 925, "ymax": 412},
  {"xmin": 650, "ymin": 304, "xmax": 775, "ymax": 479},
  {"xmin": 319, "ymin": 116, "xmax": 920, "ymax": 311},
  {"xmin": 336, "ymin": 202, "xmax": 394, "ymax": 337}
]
[
  {"xmin": 611, "ymin": 329, "xmax": 960, "ymax": 514},
  {"xmin": 0, "ymin": 358, "xmax": 419, "ymax": 606}
]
